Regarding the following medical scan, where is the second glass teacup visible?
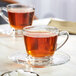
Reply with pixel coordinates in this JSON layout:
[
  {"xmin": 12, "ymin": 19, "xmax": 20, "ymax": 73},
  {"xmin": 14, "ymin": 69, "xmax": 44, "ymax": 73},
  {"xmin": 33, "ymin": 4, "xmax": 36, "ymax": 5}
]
[
  {"xmin": 23, "ymin": 25, "xmax": 69, "ymax": 68},
  {"xmin": 0, "ymin": 4, "xmax": 35, "ymax": 37}
]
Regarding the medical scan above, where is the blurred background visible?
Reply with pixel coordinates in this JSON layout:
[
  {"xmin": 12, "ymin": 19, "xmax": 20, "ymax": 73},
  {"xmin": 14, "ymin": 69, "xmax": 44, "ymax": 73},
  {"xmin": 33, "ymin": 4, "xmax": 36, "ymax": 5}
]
[{"xmin": 0, "ymin": 0, "xmax": 76, "ymax": 24}]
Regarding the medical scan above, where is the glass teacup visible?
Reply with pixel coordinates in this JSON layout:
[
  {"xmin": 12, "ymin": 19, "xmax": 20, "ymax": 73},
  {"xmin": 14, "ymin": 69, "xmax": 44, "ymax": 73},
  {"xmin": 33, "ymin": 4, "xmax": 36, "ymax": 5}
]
[
  {"xmin": 0, "ymin": 4, "xmax": 35, "ymax": 37},
  {"xmin": 23, "ymin": 25, "xmax": 69, "ymax": 68}
]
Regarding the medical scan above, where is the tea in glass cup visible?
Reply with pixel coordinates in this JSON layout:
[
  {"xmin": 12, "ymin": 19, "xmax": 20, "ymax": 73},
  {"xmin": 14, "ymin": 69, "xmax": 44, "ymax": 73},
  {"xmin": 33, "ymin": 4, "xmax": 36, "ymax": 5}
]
[
  {"xmin": 7, "ymin": 5, "xmax": 34, "ymax": 30},
  {"xmin": 24, "ymin": 31, "xmax": 57, "ymax": 57},
  {"xmin": 23, "ymin": 25, "xmax": 69, "ymax": 67},
  {"xmin": 0, "ymin": 4, "xmax": 35, "ymax": 37}
]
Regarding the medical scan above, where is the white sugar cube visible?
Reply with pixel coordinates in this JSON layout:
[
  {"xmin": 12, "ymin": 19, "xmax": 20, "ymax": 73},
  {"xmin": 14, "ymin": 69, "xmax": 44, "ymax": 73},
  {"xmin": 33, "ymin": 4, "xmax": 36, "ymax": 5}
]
[
  {"xmin": 17, "ymin": 69, "xmax": 37, "ymax": 76},
  {"xmin": 17, "ymin": 69, "xmax": 24, "ymax": 73},
  {"xmin": 9, "ymin": 71, "xmax": 18, "ymax": 76},
  {"xmin": 3, "ymin": 69, "xmax": 37, "ymax": 76},
  {"xmin": 3, "ymin": 74, "xmax": 9, "ymax": 76},
  {"xmin": 18, "ymin": 70, "xmax": 27, "ymax": 76},
  {"xmin": 23, "ymin": 72, "xmax": 37, "ymax": 76}
]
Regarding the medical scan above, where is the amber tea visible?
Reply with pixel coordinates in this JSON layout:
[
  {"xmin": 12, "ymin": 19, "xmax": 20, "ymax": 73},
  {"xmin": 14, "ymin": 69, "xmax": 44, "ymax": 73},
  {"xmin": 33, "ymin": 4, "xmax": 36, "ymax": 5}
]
[
  {"xmin": 8, "ymin": 8, "xmax": 34, "ymax": 30},
  {"xmin": 24, "ymin": 31, "xmax": 58, "ymax": 57}
]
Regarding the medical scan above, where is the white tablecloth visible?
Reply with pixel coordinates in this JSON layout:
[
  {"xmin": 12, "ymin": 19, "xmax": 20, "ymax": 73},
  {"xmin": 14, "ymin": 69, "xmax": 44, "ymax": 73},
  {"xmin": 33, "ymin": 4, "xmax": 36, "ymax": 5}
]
[{"xmin": 0, "ymin": 18, "xmax": 76, "ymax": 76}]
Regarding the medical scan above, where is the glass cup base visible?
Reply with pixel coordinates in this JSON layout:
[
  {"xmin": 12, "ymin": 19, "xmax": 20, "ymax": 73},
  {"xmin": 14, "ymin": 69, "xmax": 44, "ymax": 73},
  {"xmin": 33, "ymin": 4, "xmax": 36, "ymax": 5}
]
[
  {"xmin": 9, "ymin": 51, "xmax": 70, "ymax": 68},
  {"xmin": 11, "ymin": 29, "xmax": 23, "ymax": 38},
  {"xmin": 27, "ymin": 56, "xmax": 52, "ymax": 68}
]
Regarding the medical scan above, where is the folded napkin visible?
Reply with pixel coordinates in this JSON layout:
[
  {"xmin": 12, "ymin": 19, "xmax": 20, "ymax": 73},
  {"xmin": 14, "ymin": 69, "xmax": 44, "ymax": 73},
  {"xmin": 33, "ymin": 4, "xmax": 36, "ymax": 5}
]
[{"xmin": 48, "ymin": 19, "xmax": 76, "ymax": 34}]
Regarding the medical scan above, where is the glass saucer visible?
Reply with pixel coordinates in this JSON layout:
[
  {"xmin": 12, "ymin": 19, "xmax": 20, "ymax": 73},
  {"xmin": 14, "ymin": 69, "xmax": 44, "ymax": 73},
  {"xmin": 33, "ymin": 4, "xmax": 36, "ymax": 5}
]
[{"xmin": 8, "ymin": 51, "xmax": 70, "ymax": 66}]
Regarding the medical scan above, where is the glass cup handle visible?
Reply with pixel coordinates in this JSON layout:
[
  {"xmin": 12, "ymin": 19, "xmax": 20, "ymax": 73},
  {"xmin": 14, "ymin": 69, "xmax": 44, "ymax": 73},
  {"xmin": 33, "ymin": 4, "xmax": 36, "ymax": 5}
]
[
  {"xmin": 56, "ymin": 31, "xmax": 69, "ymax": 50},
  {"xmin": 0, "ymin": 7, "xmax": 9, "ymax": 23}
]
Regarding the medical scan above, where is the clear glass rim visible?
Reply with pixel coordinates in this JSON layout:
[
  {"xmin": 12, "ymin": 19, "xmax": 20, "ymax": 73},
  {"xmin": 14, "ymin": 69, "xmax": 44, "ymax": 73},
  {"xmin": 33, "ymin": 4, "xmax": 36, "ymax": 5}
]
[
  {"xmin": 7, "ymin": 4, "xmax": 35, "ymax": 9},
  {"xmin": 23, "ymin": 25, "xmax": 59, "ymax": 35}
]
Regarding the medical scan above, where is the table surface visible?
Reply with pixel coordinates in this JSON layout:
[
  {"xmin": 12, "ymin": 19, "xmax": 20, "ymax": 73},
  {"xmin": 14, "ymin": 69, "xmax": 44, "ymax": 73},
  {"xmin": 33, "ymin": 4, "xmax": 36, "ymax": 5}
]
[{"xmin": 0, "ymin": 18, "xmax": 76, "ymax": 76}]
